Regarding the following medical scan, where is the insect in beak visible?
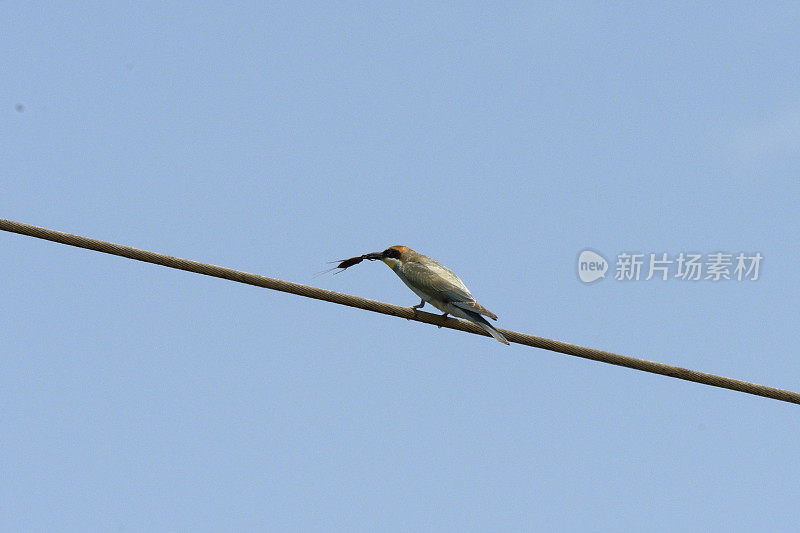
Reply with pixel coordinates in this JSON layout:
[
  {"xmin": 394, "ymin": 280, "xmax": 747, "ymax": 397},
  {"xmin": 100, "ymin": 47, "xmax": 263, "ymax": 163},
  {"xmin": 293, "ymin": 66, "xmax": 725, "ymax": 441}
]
[{"xmin": 314, "ymin": 251, "xmax": 384, "ymax": 277}]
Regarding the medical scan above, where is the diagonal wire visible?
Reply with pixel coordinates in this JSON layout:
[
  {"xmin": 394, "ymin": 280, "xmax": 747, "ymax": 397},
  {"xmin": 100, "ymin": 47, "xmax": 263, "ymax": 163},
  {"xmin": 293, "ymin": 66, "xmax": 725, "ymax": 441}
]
[{"xmin": 2, "ymin": 217, "xmax": 798, "ymax": 405}]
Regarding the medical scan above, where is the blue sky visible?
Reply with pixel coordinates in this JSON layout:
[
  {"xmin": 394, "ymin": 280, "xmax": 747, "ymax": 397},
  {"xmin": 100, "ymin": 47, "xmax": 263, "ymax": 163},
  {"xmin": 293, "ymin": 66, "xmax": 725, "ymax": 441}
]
[{"xmin": 2, "ymin": 3, "xmax": 799, "ymax": 530}]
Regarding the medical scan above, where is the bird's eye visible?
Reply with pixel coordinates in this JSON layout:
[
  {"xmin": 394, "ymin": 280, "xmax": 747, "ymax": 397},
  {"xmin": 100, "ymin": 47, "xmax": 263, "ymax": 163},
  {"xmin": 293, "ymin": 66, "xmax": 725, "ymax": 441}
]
[{"xmin": 383, "ymin": 248, "xmax": 397, "ymax": 258}]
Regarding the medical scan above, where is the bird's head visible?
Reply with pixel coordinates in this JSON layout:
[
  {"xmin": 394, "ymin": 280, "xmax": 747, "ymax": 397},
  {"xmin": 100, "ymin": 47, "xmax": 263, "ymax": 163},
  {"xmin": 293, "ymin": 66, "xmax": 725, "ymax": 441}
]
[{"xmin": 363, "ymin": 245, "xmax": 412, "ymax": 270}]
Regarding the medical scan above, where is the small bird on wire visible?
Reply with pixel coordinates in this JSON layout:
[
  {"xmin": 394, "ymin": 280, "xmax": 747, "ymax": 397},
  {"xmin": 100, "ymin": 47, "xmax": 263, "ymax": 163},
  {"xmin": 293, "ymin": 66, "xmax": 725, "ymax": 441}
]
[{"xmin": 329, "ymin": 245, "xmax": 509, "ymax": 345}]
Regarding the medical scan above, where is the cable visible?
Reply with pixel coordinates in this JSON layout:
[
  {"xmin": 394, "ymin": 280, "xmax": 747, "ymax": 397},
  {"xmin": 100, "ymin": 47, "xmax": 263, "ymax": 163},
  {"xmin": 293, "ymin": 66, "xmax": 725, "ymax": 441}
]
[{"xmin": 2, "ymin": 217, "xmax": 798, "ymax": 405}]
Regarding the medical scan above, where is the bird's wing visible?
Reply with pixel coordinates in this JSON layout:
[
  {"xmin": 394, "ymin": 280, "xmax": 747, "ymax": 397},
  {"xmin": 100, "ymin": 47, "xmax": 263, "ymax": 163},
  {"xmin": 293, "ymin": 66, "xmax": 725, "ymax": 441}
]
[
  {"xmin": 453, "ymin": 299, "xmax": 498, "ymax": 320},
  {"xmin": 402, "ymin": 260, "xmax": 499, "ymax": 320},
  {"xmin": 402, "ymin": 260, "xmax": 473, "ymax": 301}
]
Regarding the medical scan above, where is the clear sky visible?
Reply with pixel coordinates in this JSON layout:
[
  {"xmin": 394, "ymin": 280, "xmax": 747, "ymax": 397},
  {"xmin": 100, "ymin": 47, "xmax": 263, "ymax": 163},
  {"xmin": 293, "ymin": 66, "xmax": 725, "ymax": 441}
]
[{"xmin": 2, "ymin": 3, "xmax": 799, "ymax": 531}]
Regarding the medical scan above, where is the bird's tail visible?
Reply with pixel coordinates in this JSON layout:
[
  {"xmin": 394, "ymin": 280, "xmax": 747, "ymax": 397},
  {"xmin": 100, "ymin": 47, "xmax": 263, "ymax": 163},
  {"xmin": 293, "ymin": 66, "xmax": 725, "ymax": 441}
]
[{"xmin": 464, "ymin": 310, "xmax": 510, "ymax": 345}]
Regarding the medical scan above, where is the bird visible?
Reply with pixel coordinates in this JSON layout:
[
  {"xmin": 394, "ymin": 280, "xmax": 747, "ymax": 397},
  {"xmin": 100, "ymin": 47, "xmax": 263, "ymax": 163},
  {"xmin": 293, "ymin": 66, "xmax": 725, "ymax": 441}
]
[{"xmin": 362, "ymin": 246, "xmax": 509, "ymax": 345}]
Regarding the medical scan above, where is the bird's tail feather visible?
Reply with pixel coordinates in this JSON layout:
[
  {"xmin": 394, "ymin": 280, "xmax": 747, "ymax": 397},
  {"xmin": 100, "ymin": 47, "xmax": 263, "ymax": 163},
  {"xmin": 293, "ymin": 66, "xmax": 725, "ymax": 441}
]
[{"xmin": 464, "ymin": 310, "xmax": 510, "ymax": 345}]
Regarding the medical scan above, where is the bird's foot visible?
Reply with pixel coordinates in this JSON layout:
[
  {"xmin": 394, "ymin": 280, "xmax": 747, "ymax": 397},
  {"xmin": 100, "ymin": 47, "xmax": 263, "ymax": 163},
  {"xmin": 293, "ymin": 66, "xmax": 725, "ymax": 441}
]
[
  {"xmin": 438, "ymin": 312, "xmax": 448, "ymax": 328},
  {"xmin": 409, "ymin": 299, "xmax": 425, "ymax": 319}
]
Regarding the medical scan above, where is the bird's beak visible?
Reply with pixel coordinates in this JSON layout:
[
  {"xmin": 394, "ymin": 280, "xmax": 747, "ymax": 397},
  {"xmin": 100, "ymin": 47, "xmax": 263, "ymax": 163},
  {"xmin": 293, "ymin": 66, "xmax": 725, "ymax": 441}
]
[{"xmin": 363, "ymin": 252, "xmax": 383, "ymax": 261}]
